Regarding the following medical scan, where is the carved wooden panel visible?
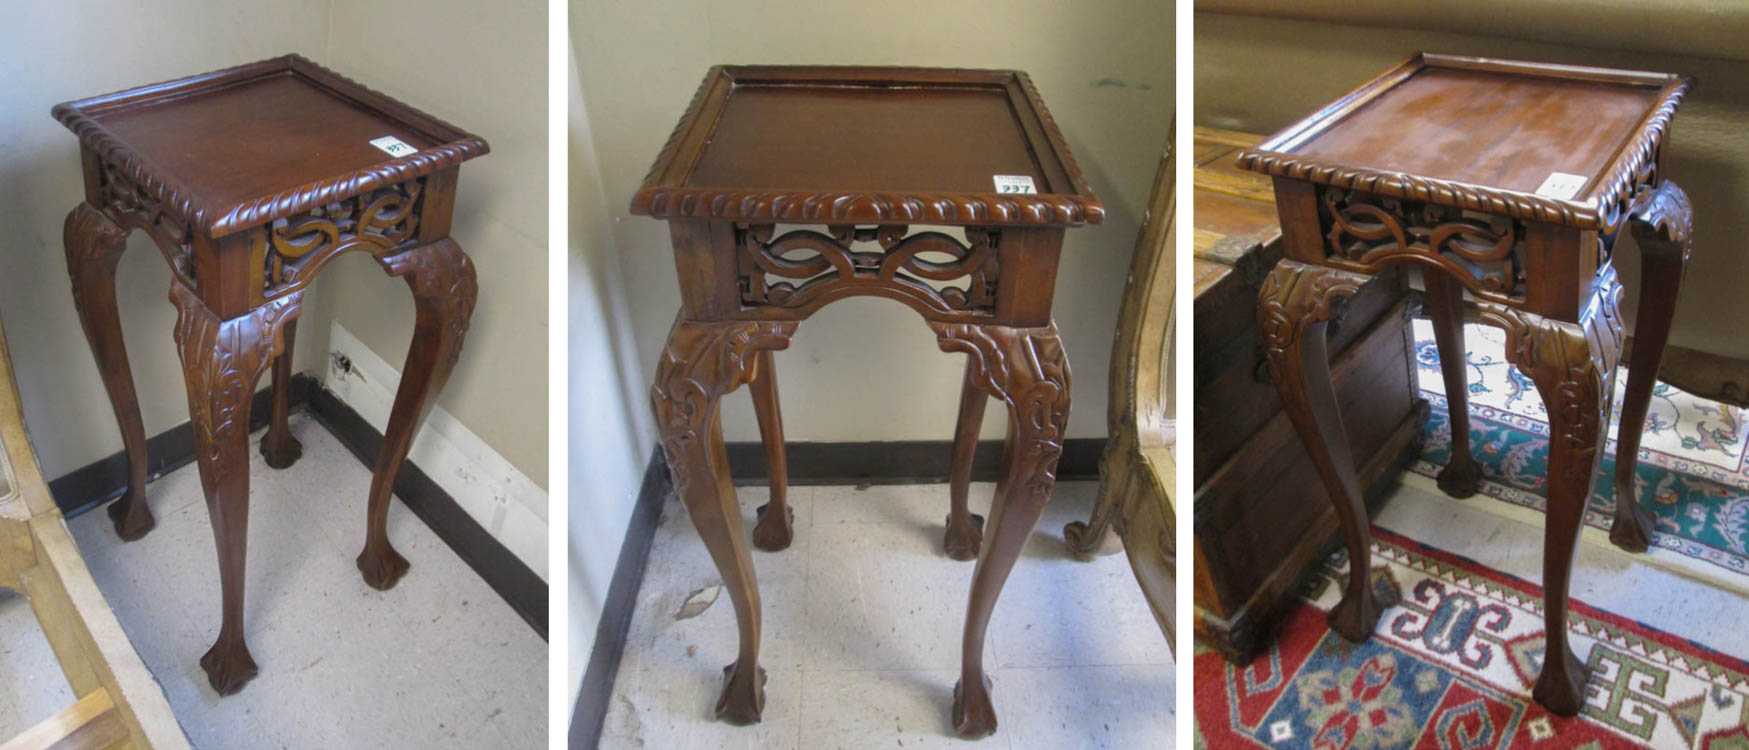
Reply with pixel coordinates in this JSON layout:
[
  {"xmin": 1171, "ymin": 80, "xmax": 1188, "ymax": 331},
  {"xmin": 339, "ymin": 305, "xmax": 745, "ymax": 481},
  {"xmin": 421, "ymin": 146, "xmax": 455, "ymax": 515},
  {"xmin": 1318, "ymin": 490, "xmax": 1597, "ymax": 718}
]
[
  {"xmin": 735, "ymin": 224, "xmax": 1001, "ymax": 319},
  {"xmin": 1318, "ymin": 186, "xmax": 1526, "ymax": 302},
  {"xmin": 94, "ymin": 155, "xmax": 195, "ymax": 284},
  {"xmin": 253, "ymin": 178, "xmax": 426, "ymax": 299}
]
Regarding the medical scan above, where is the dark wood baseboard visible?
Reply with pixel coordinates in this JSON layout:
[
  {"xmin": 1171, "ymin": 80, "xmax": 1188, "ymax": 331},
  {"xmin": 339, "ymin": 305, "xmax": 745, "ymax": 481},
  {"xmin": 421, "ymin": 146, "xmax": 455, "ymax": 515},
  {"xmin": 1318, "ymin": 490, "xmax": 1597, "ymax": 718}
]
[
  {"xmin": 725, "ymin": 437, "xmax": 1107, "ymax": 485},
  {"xmin": 50, "ymin": 375, "xmax": 316, "ymax": 518},
  {"xmin": 569, "ymin": 450, "xmax": 670, "ymax": 750},
  {"xmin": 306, "ymin": 384, "xmax": 547, "ymax": 640},
  {"xmin": 48, "ymin": 372, "xmax": 546, "ymax": 641}
]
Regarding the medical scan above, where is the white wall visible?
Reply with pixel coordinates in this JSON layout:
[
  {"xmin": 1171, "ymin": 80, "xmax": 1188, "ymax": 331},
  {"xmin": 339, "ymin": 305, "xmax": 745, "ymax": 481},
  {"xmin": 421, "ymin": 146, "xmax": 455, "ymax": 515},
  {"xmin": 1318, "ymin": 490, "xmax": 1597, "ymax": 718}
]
[
  {"xmin": 572, "ymin": 0, "xmax": 1174, "ymax": 446},
  {"xmin": 566, "ymin": 47, "xmax": 658, "ymax": 703}
]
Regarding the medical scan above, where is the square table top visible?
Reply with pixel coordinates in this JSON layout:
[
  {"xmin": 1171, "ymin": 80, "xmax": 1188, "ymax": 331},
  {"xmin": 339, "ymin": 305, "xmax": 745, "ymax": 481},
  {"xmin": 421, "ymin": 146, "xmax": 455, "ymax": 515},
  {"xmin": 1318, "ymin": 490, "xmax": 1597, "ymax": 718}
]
[
  {"xmin": 1237, "ymin": 54, "xmax": 1689, "ymax": 231},
  {"xmin": 54, "ymin": 55, "xmax": 487, "ymax": 238},
  {"xmin": 631, "ymin": 65, "xmax": 1103, "ymax": 227}
]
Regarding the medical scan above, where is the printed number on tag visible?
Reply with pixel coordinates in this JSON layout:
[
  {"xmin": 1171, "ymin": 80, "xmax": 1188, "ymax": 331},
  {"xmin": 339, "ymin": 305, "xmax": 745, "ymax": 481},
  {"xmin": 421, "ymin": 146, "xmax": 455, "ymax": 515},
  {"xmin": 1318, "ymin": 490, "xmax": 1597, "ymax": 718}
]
[
  {"xmin": 370, "ymin": 136, "xmax": 418, "ymax": 158},
  {"xmin": 993, "ymin": 175, "xmax": 1037, "ymax": 195},
  {"xmin": 1534, "ymin": 172, "xmax": 1587, "ymax": 200}
]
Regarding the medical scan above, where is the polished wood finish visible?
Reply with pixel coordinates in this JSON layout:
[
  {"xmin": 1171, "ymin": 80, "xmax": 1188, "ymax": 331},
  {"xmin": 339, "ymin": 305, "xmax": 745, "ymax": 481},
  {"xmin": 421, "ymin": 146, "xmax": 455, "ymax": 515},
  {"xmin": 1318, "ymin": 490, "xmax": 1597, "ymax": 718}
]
[
  {"xmin": 632, "ymin": 66, "xmax": 1099, "ymax": 739},
  {"xmin": 1061, "ymin": 142, "xmax": 1177, "ymax": 647},
  {"xmin": 1191, "ymin": 128, "xmax": 1425, "ymax": 662},
  {"xmin": 53, "ymin": 55, "xmax": 487, "ymax": 696},
  {"xmin": 1238, "ymin": 55, "xmax": 1692, "ymax": 716}
]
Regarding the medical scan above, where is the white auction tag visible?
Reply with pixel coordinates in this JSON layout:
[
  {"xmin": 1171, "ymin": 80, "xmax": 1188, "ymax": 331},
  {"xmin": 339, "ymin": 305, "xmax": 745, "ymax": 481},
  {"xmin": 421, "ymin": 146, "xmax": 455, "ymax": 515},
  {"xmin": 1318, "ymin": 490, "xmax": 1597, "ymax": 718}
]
[
  {"xmin": 370, "ymin": 135, "xmax": 418, "ymax": 158},
  {"xmin": 1534, "ymin": 172, "xmax": 1587, "ymax": 200},
  {"xmin": 993, "ymin": 174, "xmax": 1038, "ymax": 195}
]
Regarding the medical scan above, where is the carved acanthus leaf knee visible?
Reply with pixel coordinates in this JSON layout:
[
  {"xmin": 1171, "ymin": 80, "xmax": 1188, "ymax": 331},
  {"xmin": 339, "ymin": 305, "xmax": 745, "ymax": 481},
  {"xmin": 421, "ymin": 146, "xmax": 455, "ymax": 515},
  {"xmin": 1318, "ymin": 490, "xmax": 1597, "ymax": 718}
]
[
  {"xmin": 931, "ymin": 322, "xmax": 1071, "ymax": 501},
  {"xmin": 170, "ymin": 282, "xmax": 302, "ymax": 491},
  {"xmin": 1628, "ymin": 180, "xmax": 1693, "ymax": 263},
  {"xmin": 1256, "ymin": 261, "xmax": 1368, "ymax": 366},
  {"xmin": 651, "ymin": 320, "xmax": 798, "ymax": 491},
  {"xmin": 1475, "ymin": 269, "xmax": 1623, "ymax": 482}
]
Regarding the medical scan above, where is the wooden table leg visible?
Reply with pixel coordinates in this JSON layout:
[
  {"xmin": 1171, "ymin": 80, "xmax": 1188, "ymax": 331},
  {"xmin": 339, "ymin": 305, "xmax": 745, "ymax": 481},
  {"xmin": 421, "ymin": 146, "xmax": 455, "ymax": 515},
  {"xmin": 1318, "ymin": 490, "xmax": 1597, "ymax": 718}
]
[
  {"xmin": 1424, "ymin": 271, "xmax": 1483, "ymax": 497},
  {"xmin": 933, "ymin": 322, "xmax": 1070, "ymax": 739},
  {"xmin": 748, "ymin": 349, "xmax": 793, "ymax": 552},
  {"xmin": 1479, "ymin": 269, "xmax": 1622, "ymax": 716},
  {"xmin": 259, "ymin": 319, "xmax": 303, "ymax": 469},
  {"xmin": 1612, "ymin": 181, "xmax": 1694, "ymax": 552},
  {"xmin": 1259, "ymin": 261, "xmax": 1399, "ymax": 642},
  {"xmin": 652, "ymin": 318, "xmax": 796, "ymax": 724},
  {"xmin": 169, "ymin": 280, "xmax": 302, "ymax": 696},
  {"xmin": 356, "ymin": 240, "xmax": 478, "ymax": 590},
  {"xmin": 64, "ymin": 204, "xmax": 154, "ymax": 541},
  {"xmin": 944, "ymin": 359, "xmax": 987, "ymax": 561}
]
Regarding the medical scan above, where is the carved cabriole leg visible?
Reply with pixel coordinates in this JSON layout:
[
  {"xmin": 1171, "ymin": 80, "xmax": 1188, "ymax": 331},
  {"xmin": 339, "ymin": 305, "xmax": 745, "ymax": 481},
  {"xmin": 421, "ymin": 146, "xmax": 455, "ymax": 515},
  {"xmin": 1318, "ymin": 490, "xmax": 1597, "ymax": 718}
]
[
  {"xmin": 259, "ymin": 319, "xmax": 303, "ymax": 469},
  {"xmin": 1478, "ymin": 268, "xmax": 1622, "ymax": 717},
  {"xmin": 357, "ymin": 240, "xmax": 478, "ymax": 590},
  {"xmin": 931, "ymin": 321, "xmax": 1071, "ymax": 739},
  {"xmin": 1424, "ymin": 271, "xmax": 1483, "ymax": 497},
  {"xmin": 1258, "ymin": 260, "xmax": 1399, "ymax": 642},
  {"xmin": 64, "ymin": 204, "xmax": 155, "ymax": 541},
  {"xmin": 170, "ymin": 280, "xmax": 301, "ymax": 695},
  {"xmin": 653, "ymin": 318, "xmax": 797, "ymax": 724},
  {"xmin": 944, "ymin": 360, "xmax": 988, "ymax": 561},
  {"xmin": 1612, "ymin": 181, "xmax": 1694, "ymax": 552},
  {"xmin": 747, "ymin": 350, "xmax": 793, "ymax": 552}
]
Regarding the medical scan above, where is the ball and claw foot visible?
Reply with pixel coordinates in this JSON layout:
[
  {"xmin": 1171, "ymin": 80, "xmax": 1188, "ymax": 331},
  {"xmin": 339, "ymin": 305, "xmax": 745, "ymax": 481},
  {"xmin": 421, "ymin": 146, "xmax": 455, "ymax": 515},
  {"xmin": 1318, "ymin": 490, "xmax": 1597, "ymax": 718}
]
[
  {"xmin": 952, "ymin": 675, "xmax": 997, "ymax": 739},
  {"xmin": 200, "ymin": 636, "xmax": 260, "ymax": 696},
  {"xmin": 943, "ymin": 513, "xmax": 984, "ymax": 561},
  {"xmin": 107, "ymin": 494, "xmax": 155, "ymax": 542},
  {"xmin": 714, "ymin": 662, "xmax": 768, "ymax": 725},
  {"xmin": 259, "ymin": 431, "xmax": 304, "ymax": 470},
  {"xmin": 752, "ymin": 503, "xmax": 794, "ymax": 552},
  {"xmin": 1608, "ymin": 496, "xmax": 1655, "ymax": 553},
  {"xmin": 1326, "ymin": 568, "xmax": 1400, "ymax": 643},
  {"xmin": 1435, "ymin": 457, "xmax": 1483, "ymax": 499},
  {"xmin": 357, "ymin": 542, "xmax": 411, "ymax": 590},
  {"xmin": 1532, "ymin": 645, "xmax": 1588, "ymax": 717},
  {"xmin": 1061, "ymin": 519, "xmax": 1116, "ymax": 562}
]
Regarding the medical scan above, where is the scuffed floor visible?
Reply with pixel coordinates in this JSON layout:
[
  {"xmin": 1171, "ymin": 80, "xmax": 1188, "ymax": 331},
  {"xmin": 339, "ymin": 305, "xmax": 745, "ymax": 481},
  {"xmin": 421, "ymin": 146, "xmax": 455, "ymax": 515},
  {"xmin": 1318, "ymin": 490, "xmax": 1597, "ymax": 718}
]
[
  {"xmin": 600, "ymin": 480, "xmax": 1176, "ymax": 749},
  {"xmin": 2, "ymin": 414, "xmax": 548, "ymax": 748}
]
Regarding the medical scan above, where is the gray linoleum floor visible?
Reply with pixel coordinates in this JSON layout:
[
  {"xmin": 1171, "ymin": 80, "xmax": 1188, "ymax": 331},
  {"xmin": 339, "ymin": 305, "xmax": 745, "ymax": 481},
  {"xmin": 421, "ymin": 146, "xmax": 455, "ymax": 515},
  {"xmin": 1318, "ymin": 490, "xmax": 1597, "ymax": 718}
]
[
  {"xmin": 599, "ymin": 480, "xmax": 1177, "ymax": 750},
  {"xmin": 0, "ymin": 413, "xmax": 544, "ymax": 748}
]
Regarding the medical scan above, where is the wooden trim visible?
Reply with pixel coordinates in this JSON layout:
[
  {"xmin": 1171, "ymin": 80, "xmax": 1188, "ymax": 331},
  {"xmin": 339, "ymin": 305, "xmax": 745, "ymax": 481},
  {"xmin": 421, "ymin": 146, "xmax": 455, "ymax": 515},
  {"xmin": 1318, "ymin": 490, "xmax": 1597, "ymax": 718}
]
[
  {"xmin": 305, "ymin": 385, "xmax": 547, "ymax": 640},
  {"xmin": 1237, "ymin": 54, "xmax": 1689, "ymax": 231},
  {"xmin": 568, "ymin": 451, "xmax": 670, "ymax": 750},
  {"xmin": 629, "ymin": 65, "xmax": 1104, "ymax": 227},
  {"xmin": 51, "ymin": 54, "xmax": 489, "ymax": 239},
  {"xmin": 0, "ymin": 689, "xmax": 127, "ymax": 750}
]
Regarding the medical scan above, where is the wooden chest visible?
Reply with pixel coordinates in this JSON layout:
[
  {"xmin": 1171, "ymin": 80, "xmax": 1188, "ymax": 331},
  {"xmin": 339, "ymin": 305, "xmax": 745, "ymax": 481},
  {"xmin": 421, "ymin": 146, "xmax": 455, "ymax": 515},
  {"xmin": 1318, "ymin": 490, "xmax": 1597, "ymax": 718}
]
[{"xmin": 1190, "ymin": 128, "xmax": 1428, "ymax": 662}]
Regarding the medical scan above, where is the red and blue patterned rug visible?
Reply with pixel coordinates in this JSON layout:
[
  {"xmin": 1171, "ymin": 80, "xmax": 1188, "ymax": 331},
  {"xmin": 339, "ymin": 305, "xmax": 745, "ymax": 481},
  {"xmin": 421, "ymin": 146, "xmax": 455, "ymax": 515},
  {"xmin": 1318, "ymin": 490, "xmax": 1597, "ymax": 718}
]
[{"xmin": 1194, "ymin": 529, "xmax": 1749, "ymax": 749}]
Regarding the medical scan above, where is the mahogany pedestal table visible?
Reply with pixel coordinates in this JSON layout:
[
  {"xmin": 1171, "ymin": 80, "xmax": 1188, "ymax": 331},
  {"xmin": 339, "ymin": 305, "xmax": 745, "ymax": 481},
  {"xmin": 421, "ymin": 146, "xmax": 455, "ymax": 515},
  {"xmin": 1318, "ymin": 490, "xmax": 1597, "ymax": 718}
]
[
  {"xmin": 1237, "ymin": 53, "xmax": 1693, "ymax": 716},
  {"xmin": 52, "ymin": 55, "xmax": 487, "ymax": 695},
  {"xmin": 631, "ymin": 65, "xmax": 1102, "ymax": 739}
]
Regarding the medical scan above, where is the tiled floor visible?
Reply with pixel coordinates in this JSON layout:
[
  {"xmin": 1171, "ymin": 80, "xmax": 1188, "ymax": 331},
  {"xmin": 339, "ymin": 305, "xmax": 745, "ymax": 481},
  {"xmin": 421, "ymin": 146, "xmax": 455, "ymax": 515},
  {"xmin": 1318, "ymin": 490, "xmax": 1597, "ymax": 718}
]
[
  {"xmin": 600, "ymin": 480, "xmax": 1176, "ymax": 749},
  {"xmin": 0, "ymin": 414, "xmax": 545, "ymax": 748}
]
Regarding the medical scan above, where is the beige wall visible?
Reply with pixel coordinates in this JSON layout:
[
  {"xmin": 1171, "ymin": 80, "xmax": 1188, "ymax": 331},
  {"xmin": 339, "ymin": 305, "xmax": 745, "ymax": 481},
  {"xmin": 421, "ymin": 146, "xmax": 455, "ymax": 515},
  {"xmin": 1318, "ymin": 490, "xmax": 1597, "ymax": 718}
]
[
  {"xmin": 0, "ymin": 2, "xmax": 331, "ymax": 481},
  {"xmin": 572, "ymin": 0, "xmax": 1173, "ymax": 445},
  {"xmin": 1196, "ymin": 11, "xmax": 1749, "ymax": 360},
  {"xmin": 0, "ymin": 1, "xmax": 547, "ymax": 489},
  {"xmin": 320, "ymin": 0, "xmax": 550, "ymax": 486}
]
